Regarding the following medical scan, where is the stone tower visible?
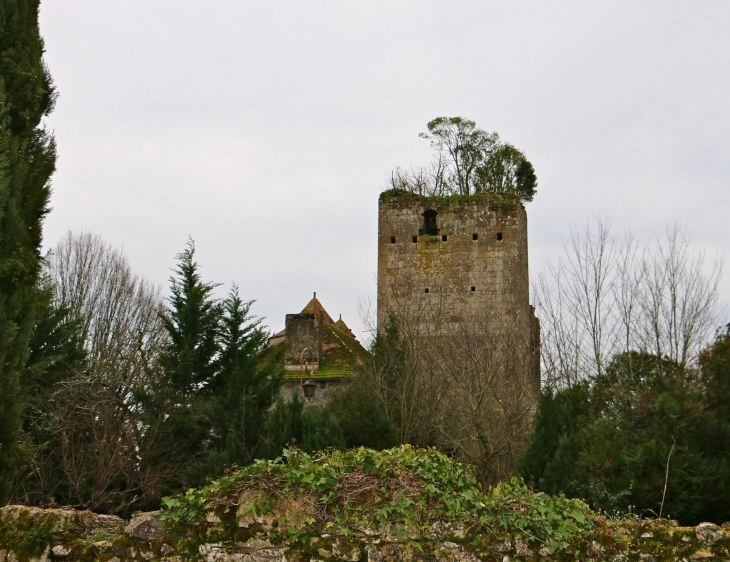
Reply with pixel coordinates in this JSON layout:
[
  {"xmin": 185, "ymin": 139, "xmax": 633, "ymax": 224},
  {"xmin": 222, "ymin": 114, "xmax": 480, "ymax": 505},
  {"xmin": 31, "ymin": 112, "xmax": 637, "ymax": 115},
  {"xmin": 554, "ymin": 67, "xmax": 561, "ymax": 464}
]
[{"xmin": 377, "ymin": 192, "xmax": 540, "ymax": 388}]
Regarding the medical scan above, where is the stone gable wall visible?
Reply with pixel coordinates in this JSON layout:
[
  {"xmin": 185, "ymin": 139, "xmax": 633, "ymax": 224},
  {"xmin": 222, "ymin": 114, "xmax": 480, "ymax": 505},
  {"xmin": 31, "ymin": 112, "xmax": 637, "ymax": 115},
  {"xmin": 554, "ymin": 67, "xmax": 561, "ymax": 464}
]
[{"xmin": 284, "ymin": 313, "xmax": 322, "ymax": 367}]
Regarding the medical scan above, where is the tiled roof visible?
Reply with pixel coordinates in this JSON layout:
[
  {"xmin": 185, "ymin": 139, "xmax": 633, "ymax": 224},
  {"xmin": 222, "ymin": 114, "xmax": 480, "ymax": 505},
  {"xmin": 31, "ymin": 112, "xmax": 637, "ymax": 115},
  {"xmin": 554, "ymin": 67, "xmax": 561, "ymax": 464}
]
[
  {"xmin": 334, "ymin": 316, "xmax": 356, "ymax": 339},
  {"xmin": 300, "ymin": 296, "xmax": 336, "ymax": 325}
]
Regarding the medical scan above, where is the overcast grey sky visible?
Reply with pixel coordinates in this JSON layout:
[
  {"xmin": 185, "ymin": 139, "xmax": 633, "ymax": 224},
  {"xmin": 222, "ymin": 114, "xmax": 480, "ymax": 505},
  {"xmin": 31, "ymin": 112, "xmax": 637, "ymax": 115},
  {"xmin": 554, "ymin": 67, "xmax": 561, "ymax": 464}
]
[{"xmin": 39, "ymin": 1, "xmax": 730, "ymax": 337}]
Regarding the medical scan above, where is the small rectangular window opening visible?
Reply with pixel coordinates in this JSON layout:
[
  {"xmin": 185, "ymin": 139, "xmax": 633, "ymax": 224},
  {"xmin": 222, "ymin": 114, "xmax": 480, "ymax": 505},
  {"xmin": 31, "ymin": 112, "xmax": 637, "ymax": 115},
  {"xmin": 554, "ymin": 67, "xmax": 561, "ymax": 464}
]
[
  {"xmin": 497, "ymin": 232, "xmax": 503, "ymax": 241},
  {"xmin": 390, "ymin": 236, "xmax": 396, "ymax": 244},
  {"xmin": 471, "ymin": 286, "xmax": 476, "ymax": 292},
  {"xmin": 441, "ymin": 235, "xmax": 448, "ymax": 241},
  {"xmin": 412, "ymin": 236, "xmax": 418, "ymax": 243},
  {"xmin": 472, "ymin": 233, "xmax": 478, "ymax": 240},
  {"xmin": 424, "ymin": 288, "xmax": 429, "ymax": 293}
]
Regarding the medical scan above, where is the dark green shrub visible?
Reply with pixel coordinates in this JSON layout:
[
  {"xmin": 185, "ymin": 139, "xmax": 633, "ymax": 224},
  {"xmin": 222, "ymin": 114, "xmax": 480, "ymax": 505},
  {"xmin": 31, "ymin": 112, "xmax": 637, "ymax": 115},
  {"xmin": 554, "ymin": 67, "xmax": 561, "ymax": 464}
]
[{"xmin": 519, "ymin": 351, "xmax": 730, "ymax": 524}]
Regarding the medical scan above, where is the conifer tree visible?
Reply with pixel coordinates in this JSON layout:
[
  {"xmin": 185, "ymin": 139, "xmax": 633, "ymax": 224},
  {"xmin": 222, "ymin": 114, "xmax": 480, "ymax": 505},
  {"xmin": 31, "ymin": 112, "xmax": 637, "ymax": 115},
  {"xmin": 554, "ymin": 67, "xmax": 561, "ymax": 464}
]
[
  {"xmin": 157, "ymin": 240, "xmax": 221, "ymax": 483},
  {"xmin": 11, "ymin": 280, "xmax": 86, "ymax": 504},
  {"xmin": 265, "ymin": 394, "xmax": 345, "ymax": 457},
  {"xmin": 299, "ymin": 406, "xmax": 346, "ymax": 453},
  {"xmin": 159, "ymin": 239, "xmax": 221, "ymax": 395},
  {"xmin": 326, "ymin": 377, "xmax": 397, "ymax": 450},
  {"xmin": 208, "ymin": 286, "xmax": 283, "ymax": 467},
  {"xmin": 0, "ymin": 0, "xmax": 56, "ymax": 504},
  {"xmin": 24, "ymin": 277, "xmax": 86, "ymax": 403},
  {"xmin": 265, "ymin": 394, "xmax": 304, "ymax": 457}
]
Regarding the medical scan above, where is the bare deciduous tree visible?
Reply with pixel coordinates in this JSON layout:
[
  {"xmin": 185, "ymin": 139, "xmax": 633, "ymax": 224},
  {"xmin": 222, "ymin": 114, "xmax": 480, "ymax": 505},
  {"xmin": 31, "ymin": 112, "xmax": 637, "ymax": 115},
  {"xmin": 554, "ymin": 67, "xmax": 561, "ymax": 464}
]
[
  {"xmin": 35, "ymin": 368, "xmax": 181, "ymax": 513},
  {"xmin": 47, "ymin": 231, "xmax": 167, "ymax": 384},
  {"xmin": 13, "ymin": 232, "xmax": 181, "ymax": 513},
  {"xmin": 359, "ymin": 292, "xmax": 539, "ymax": 484},
  {"xmin": 535, "ymin": 219, "xmax": 724, "ymax": 388}
]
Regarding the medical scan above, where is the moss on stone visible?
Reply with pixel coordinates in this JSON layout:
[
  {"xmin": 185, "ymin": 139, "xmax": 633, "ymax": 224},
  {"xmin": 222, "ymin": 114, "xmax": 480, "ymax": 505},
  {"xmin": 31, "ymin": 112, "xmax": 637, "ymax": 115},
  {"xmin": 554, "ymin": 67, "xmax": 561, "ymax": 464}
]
[
  {"xmin": 282, "ymin": 323, "xmax": 368, "ymax": 381},
  {"xmin": 0, "ymin": 507, "xmax": 53, "ymax": 561},
  {"xmin": 379, "ymin": 189, "xmax": 522, "ymax": 213}
]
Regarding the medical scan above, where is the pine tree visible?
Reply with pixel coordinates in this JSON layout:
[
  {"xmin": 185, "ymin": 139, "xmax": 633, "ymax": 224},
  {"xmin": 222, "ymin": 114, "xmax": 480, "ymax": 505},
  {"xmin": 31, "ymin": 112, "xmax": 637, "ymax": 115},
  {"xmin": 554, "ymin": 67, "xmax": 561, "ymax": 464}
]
[{"xmin": 0, "ymin": 0, "xmax": 56, "ymax": 504}]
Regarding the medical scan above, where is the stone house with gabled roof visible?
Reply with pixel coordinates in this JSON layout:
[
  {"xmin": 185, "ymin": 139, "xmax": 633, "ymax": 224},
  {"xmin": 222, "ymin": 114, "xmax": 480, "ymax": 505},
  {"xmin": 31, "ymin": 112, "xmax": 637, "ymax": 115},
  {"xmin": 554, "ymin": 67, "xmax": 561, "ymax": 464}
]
[{"xmin": 266, "ymin": 293, "xmax": 368, "ymax": 405}]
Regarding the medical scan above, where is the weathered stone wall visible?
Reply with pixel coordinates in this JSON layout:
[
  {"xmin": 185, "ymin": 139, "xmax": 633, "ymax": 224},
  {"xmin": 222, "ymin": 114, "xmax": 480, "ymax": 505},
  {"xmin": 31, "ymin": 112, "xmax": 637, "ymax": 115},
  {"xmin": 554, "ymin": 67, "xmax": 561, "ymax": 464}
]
[
  {"xmin": 377, "ymin": 195, "xmax": 530, "ymax": 326},
  {"xmin": 377, "ymin": 193, "xmax": 540, "ymax": 406},
  {"xmin": 284, "ymin": 313, "xmax": 322, "ymax": 368},
  {"xmin": 2, "ymin": 505, "xmax": 730, "ymax": 562}
]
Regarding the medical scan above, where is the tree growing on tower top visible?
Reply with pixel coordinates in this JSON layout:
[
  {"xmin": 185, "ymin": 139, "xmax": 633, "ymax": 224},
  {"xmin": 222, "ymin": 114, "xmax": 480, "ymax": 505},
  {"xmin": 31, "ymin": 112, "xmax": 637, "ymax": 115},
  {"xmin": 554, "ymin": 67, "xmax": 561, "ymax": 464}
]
[{"xmin": 388, "ymin": 117, "xmax": 537, "ymax": 202}]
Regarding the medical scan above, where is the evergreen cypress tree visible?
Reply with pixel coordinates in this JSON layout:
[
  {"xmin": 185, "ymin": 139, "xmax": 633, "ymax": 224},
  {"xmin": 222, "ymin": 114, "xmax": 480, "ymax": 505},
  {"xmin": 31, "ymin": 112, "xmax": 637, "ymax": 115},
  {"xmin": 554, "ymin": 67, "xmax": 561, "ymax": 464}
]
[{"xmin": 0, "ymin": 0, "xmax": 56, "ymax": 504}]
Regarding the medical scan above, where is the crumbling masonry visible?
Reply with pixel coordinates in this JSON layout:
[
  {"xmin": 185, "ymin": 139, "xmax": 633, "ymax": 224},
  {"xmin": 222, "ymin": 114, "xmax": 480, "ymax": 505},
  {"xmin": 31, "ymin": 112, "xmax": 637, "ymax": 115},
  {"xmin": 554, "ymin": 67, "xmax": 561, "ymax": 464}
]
[{"xmin": 377, "ymin": 192, "xmax": 541, "ymax": 456}]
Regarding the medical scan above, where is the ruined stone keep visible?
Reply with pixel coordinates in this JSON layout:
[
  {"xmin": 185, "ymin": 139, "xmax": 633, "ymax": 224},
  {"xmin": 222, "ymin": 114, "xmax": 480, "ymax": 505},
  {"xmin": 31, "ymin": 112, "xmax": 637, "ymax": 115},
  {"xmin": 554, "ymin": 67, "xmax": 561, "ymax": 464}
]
[{"xmin": 377, "ymin": 192, "xmax": 541, "ymax": 393}]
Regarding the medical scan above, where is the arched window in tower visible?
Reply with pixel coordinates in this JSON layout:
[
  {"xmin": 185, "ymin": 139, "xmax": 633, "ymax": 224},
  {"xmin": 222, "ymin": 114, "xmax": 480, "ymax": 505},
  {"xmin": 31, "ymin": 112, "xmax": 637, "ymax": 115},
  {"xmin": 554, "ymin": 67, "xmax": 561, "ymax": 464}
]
[{"xmin": 420, "ymin": 209, "xmax": 439, "ymax": 236}]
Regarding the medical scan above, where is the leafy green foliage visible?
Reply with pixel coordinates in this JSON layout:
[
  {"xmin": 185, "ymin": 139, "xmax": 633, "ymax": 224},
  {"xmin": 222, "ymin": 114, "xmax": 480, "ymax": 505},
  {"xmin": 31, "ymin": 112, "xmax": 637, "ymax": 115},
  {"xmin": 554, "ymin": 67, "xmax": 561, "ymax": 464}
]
[
  {"xmin": 475, "ymin": 142, "xmax": 537, "ymax": 202},
  {"xmin": 519, "ymin": 351, "xmax": 730, "ymax": 524},
  {"xmin": 161, "ymin": 446, "xmax": 594, "ymax": 557},
  {"xmin": 488, "ymin": 478, "xmax": 592, "ymax": 554},
  {"xmin": 0, "ymin": 0, "xmax": 57, "ymax": 503}
]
